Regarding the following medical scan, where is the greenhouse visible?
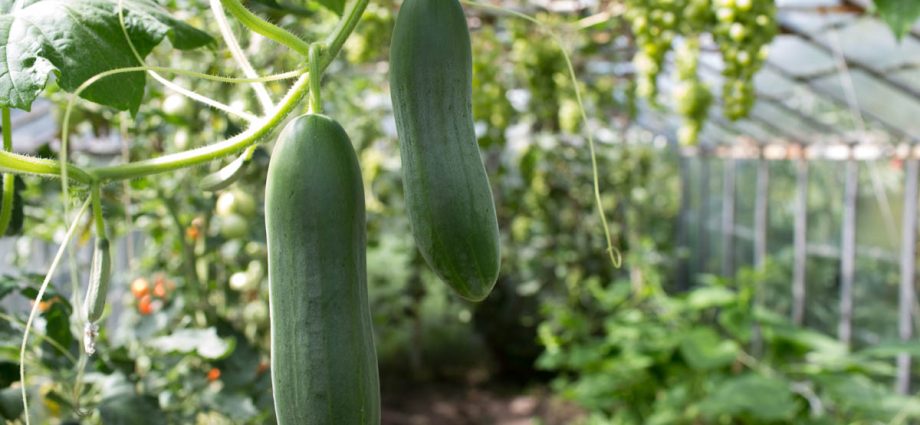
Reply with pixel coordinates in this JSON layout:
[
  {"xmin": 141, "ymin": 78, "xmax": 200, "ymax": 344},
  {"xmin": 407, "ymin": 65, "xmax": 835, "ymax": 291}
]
[{"xmin": 0, "ymin": 0, "xmax": 919, "ymax": 423}]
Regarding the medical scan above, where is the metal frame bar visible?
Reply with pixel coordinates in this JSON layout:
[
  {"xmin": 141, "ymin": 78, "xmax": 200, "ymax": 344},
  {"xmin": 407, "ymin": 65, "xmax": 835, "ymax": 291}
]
[
  {"xmin": 698, "ymin": 151, "xmax": 712, "ymax": 274},
  {"xmin": 839, "ymin": 158, "xmax": 859, "ymax": 345},
  {"xmin": 897, "ymin": 158, "xmax": 918, "ymax": 394},
  {"xmin": 793, "ymin": 158, "xmax": 809, "ymax": 325},
  {"xmin": 722, "ymin": 158, "xmax": 737, "ymax": 278}
]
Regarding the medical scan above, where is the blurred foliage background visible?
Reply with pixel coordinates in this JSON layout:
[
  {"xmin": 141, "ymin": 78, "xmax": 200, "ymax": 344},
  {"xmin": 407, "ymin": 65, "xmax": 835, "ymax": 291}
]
[{"xmin": 0, "ymin": 0, "xmax": 919, "ymax": 424}]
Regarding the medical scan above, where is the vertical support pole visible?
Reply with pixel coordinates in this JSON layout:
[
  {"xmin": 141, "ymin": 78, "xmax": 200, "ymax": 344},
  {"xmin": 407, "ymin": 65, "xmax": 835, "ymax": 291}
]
[
  {"xmin": 897, "ymin": 158, "xmax": 918, "ymax": 394},
  {"xmin": 722, "ymin": 158, "xmax": 737, "ymax": 278},
  {"xmin": 792, "ymin": 157, "xmax": 809, "ymax": 325},
  {"xmin": 754, "ymin": 156, "xmax": 769, "ymax": 271},
  {"xmin": 698, "ymin": 151, "xmax": 711, "ymax": 275},
  {"xmin": 839, "ymin": 157, "xmax": 858, "ymax": 346},
  {"xmin": 751, "ymin": 153, "xmax": 770, "ymax": 356},
  {"xmin": 676, "ymin": 154, "xmax": 691, "ymax": 291}
]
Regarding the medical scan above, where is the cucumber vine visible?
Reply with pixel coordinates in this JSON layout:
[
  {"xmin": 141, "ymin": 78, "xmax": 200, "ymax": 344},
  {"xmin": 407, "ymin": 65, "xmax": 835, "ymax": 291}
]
[{"xmin": 3, "ymin": 0, "xmax": 628, "ymax": 422}]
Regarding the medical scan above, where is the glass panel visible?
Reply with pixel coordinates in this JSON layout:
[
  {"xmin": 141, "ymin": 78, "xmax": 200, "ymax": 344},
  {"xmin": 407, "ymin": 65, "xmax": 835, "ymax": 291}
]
[{"xmin": 767, "ymin": 35, "xmax": 838, "ymax": 77}]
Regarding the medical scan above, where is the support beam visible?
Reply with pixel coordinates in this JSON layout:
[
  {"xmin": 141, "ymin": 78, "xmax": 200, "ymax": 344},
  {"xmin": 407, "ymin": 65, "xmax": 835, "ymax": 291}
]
[
  {"xmin": 779, "ymin": 23, "xmax": 920, "ymax": 103},
  {"xmin": 676, "ymin": 154, "xmax": 692, "ymax": 290},
  {"xmin": 839, "ymin": 158, "xmax": 859, "ymax": 345},
  {"xmin": 698, "ymin": 152, "xmax": 712, "ymax": 274},
  {"xmin": 793, "ymin": 157, "xmax": 809, "ymax": 325},
  {"xmin": 722, "ymin": 159, "xmax": 737, "ymax": 278},
  {"xmin": 897, "ymin": 158, "xmax": 918, "ymax": 394},
  {"xmin": 754, "ymin": 157, "xmax": 770, "ymax": 271},
  {"xmin": 764, "ymin": 62, "xmax": 917, "ymax": 143},
  {"xmin": 752, "ymin": 154, "xmax": 770, "ymax": 356}
]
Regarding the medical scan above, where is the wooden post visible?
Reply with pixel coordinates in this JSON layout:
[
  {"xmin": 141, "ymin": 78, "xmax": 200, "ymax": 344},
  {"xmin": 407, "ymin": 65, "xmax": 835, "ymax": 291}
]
[
  {"xmin": 722, "ymin": 159, "xmax": 737, "ymax": 278},
  {"xmin": 897, "ymin": 158, "xmax": 918, "ymax": 394},
  {"xmin": 839, "ymin": 158, "xmax": 858, "ymax": 346},
  {"xmin": 698, "ymin": 152, "xmax": 711, "ymax": 274},
  {"xmin": 793, "ymin": 158, "xmax": 809, "ymax": 325}
]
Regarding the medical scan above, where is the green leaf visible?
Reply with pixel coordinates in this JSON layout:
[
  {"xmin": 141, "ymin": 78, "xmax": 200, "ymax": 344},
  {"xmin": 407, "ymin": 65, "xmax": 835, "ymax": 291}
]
[
  {"xmin": 875, "ymin": 0, "xmax": 920, "ymax": 40},
  {"xmin": 0, "ymin": 0, "xmax": 213, "ymax": 112},
  {"xmin": 679, "ymin": 328, "xmax": 739, "ymax": 370},
  {"xmin": 148, "ymin": 328, "xmax": 234, "ymax": 359},
  {"xmin": 818, "ymin": 374, "xmax": 920, "ymax": 419},
  {"xmin": 204, "ymin": 392, "xmax": 258, "ymax": 421},
  {"xmin": 684, "ymin": 286, "xmax": 736, "ymax": 310},
  {"xmin": 40, "ymin": 300, "xmax": 73, "ymax": 354},
  {"xmin": 99, "ymin": 394, "xmax": 166, "ymax": 425},
  {"xmin": 0, "ymin": 387, "xmax": 22, "ymax": 420},
  {"xmin": 699, "ymin": 374, "xmax": 797, "ymax": 422},
  {"xmin": 856, "ymin": 340, "xmax": 920, "ymax": 358},
  {"xmin": 313, "ymin": 0, "xmax": 345, "ymax": 15},
  {"xmin": 0, "ymin": 361, "xmax": 17, "ymax": 388}
]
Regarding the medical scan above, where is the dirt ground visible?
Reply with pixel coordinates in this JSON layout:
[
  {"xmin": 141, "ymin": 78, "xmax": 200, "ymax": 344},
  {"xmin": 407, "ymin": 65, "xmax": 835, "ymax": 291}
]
[{"xmin": 381, "ymin": 383, "xmax": 584, "ymax": 425}]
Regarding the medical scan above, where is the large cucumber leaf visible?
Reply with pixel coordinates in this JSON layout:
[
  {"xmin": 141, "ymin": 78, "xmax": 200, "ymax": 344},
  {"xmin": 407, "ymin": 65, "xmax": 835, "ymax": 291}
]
[
  {"xmin": 875, "ymin": 0, "xmax": 920, "ymax": 40},
  {"xmin": 0, "ymin": 0, "xmax": 213, "ymax": 112}
]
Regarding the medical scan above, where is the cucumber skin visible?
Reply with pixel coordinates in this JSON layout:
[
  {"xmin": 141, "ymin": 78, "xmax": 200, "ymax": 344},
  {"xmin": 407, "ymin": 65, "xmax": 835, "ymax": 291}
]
[
  {"xmin": 389, "ymin": 0, "xmax": 501, "ymax": 302},
  {"xmin": 265, "ymin": 114, "xmax": 380, "ymax": 425},
  {"xmin": 84, "ymin": 238, "xmax": 111, "ymax": 324}
]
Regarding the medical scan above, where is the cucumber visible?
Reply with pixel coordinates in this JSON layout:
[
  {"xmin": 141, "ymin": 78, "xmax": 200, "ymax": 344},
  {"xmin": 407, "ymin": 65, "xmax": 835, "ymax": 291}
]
[
  {"xmin": 389, "ymin": 0, "xmax": 501, "ymax": 301},
  {"xmin": 265, "ymin": 114, "xmax": 380, "ymax": 425},
  {"xmin": 83, "ymin": 238, "xmax": 111, "ymax": 324}
]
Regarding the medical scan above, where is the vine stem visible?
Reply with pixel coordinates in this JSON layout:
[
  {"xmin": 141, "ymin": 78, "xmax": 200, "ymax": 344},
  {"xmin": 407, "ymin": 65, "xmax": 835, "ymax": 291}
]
[
  {"xmin": 2, "ymin": 0, "xmax": 368, "ymax": 183},
  {"xmin": 0, "ymin": 107, "xmax": 13, "ymax": 236},
  {"xmin": 210, "ymin": 0, "xmax": 275, "ymax": 113},
  {"xmin": 91, "ymin": 184, "xmax": 106, "ymax": 237},
  {"xmin": 118, "ymin": 0, "xmax": 259, "ymax": 122},
  {"xmin": 220, "ymin": 0, "xmax": 312, "ymax": 57},
  {"xmin": 20, "ymin": 198, "xmax": 90, "ymax": 425},
  {"xmin": 309, "ymin": 44, "xmax": 324, "ymax": 114},
  {"xmin": 90, "ymin": 72, "xmax": 309, "ymax": 181},
  {"xmin": 0, "ymin": 66, "xmax": 303, "ymax": 183},
  {"xmin": 460, "ymin": 0, "xmax": 621, "ymax": 268}
]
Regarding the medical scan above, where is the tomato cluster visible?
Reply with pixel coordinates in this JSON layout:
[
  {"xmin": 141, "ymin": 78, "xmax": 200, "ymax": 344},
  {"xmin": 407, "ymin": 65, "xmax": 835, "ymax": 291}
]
[{"xmin": 130, "ymin": 275, "xmax": 175, "ymax": 316}]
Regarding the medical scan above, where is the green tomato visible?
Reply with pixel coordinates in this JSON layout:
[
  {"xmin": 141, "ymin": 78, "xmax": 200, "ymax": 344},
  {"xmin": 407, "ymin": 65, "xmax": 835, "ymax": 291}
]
[
  {"xmin": 219, "ymin": 214, "xmax": 248, "ymax": 239},
  {"xmin": 229, "ymin": 271, "xmax": 253, "ymax": 291},
  {"xmin": 162, "ymin": 93, "xmax": 192, "ymax": 119},
  {"xmin": 215, "ymin": 190, "xmax": 257, "ymax": 217},
  {"xmin": 173, "ymin": 128, "xmax": 190, "ymax": 151}
]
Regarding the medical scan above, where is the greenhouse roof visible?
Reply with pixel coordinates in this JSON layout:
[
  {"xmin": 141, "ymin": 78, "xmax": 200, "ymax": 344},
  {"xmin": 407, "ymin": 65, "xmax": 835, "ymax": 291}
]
[{"xmin": 633, "ymin": 0, "xmax": 920, "ymax": 159}]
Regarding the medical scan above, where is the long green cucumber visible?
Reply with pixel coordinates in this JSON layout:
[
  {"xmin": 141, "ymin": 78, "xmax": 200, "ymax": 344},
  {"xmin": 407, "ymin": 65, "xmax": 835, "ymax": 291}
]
[
  {"xmin": 265, "ymin": 114, "xmax": 380, "ymax": 425},
  {"xmin": 389, "ymin": 0, "xmax": 501, "ymax": 302}
]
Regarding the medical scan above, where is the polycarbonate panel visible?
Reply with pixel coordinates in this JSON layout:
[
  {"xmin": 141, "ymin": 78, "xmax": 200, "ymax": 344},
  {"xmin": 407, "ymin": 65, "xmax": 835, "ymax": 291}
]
[
  {"xmin": 753, "ymin": 67, "xmax": 796, "ymax": 98},
  {"xmin": 767, "ymin": 35, "xmax": 837, "ymax": 77},
  {"xmin": 813, "ymin": 69, "xmax": 920, "ymax": 137},
  {"xmin": 699, "ymin": 122, "xmax": 737, "ymax": 146},
  {"xmin": 893, "ymin": 68, "xmax": 920, "ymax": 90},
  {"xmin": 777, "ymin": 9, "xmax": 855, "ymax": 34},
  {"xmin": 747, "ymin": 101, "xmax": 822, "ymax": 142},
  {"xmin": 815, "ymin": 18, "xmax": 920, "ymax": 71}
]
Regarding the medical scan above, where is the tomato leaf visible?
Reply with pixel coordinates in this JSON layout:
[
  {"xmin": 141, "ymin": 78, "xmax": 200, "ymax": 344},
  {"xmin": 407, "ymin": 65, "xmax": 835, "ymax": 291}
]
[
  {"xmin": 874, "ymin": 0, "xmax": 920, "ymax": 40},
  {"xmin": 0, "ymin": 0, "xmax": 213, "ymax": 112},
  {"xmin": 148, "ymin": 328, "xmax": 234, "ymax": 359},
  {"xmin": 99, "ymin": 394, "xmax": 166, "ymax": 425}
]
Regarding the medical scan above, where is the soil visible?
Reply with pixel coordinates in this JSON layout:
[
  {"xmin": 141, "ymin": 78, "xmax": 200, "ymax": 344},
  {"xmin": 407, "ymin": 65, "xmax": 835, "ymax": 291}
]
[{"xmin": 380, "ymin": 382, "xmax": 584, "ymax": 425}]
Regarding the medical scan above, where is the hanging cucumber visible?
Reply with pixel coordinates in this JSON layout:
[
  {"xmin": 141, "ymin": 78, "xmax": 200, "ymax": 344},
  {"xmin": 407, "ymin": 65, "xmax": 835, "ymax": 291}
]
[
  {"xmin": 265, "ymin": 114, "xmax": 380, "ymax": 425},
  {"xmin": 389, "ymin": 0, "xmax": 501, "ymax": 302},
  {"xmin": 83, "ymin": 238, "xmax": 112, "ymax": 324},
  {"xmin": 82, "ymin": 237, "xmax": 111, "ymax": 355}
]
